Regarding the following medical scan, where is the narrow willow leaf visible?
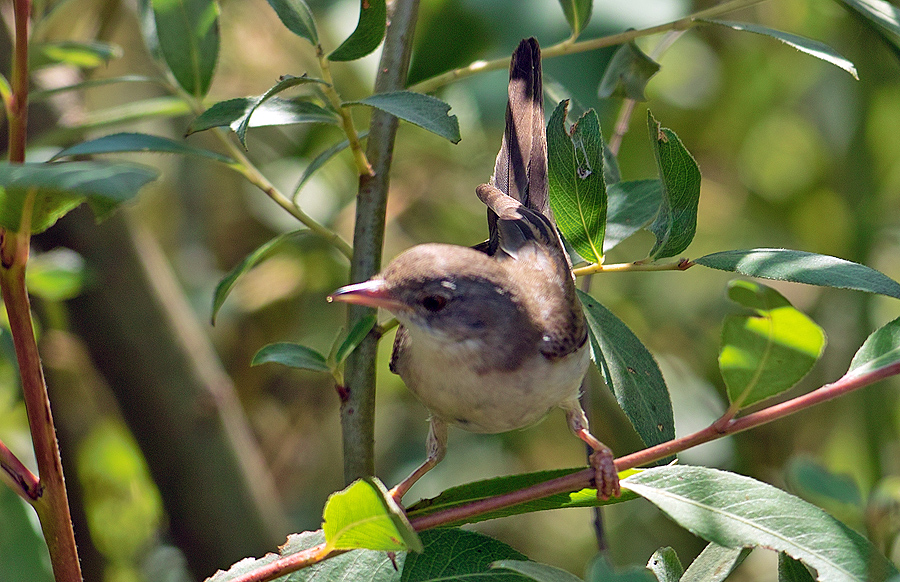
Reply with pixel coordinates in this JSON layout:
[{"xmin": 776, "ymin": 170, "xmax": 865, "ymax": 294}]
[
  {"xmin": 547, "ymin": 102, "xmax": 607, "ymax": 263},
  {"xmin": 836, "ymin": 0, "xmax": 900, "ymax": 61},
  {"xmin": 405, "ymin": 468, "xmax": 639, "ymax": 527},
  {"xmin": 265, "ymin": 0, "xmax": 317, "ymax": 44},
  {"xmin": 403, "ymin": 529, "xmax": 527, "ymax": 581},
  {"xmin": 211, "ymin": 230, "xmax": 307, "ymax": 324},
  {"xmin": 558, "ymin": 0, "xmax": 592, "ymax": 38},
  {"xmin": 681, "ymin": 543, "xmax": 750, "ymax": 582},
  {"xmin": 647, "ymin": 112, "xmax": 701, "ymax": 259},
  {"xmin": 53, "ymin": 132, "xmax": 235, "ymax": 165},
  {"xmin": 186, "ymin": 97, "xmax": 338, "ymax": 136},
  {"xmin": 31, "ymin": 75, "xmax": 160, "ymax": 100},
  {"xmin": 845, "ymin": 316, "xmax": 900, "ymax": 379},
  {"xmin": 30, "ymin": 41, "xmax": 122, "ymax": 69},
  {"xmin": 646, "ymin": 547, "xmax": 683, "ymax": 582},
  {"xmin": 335, "ymin": 314, "xmax": 377, "ymax": 365},
  {"xmin": 292, "ymin": 131, "xmax": 368, "ymax": 199},
  {"xmin": 328, "ymin": 0, "xmax": 386, "ymax": 61},
  {"xmin": 624, "ymin": 466, "xmax": 899, "ymax": 581},
  {"xmin": 492, "ymin": 560, "xmax": 583, "ymax": 582},
  {"xmin": 348, "ymin": 91, "xmax": 460, "ymax": 143},
  {"xmin": 604, "ymin": 179, "xmax": 662, "ymax": 253},
  {"xmin": 0, "ymin": 162, "xmax": 159, "ymax": 233},
  {"xmin": 151, "ymin": 0, "xmax": 220, "ymax": 98},
  {"xmin": 251, "ymin": 342, "xmax": 329, "ymax": 372},
  {"xmin": 322, "ymin": 478, "xmax": 422, "ymax": 552},
  {"xmin": 235, "ymin": 75, "xmax": 330, "ymax": 148},
  {"xmin": 694, "ymin": 248, "xmax": 900, "ymax": 300},
  {"xmin": 779, "ymin": 552, "xmax": 817, "ymax": 582},
  {"xmin": 598, "ymin": 42, "xmax": 661, "ymax": 101},
  {"xmin": 577, "ymin": 290, "xmax": 675, "ymax": 452},
  {"xmin": 206, "ymin": 530, "xmax": 403, "ymax": 582},
  {"xmin": 787, "ymin": 457, "xmax": 863, "ymax": 507},
  {"xmin": 702, "ymin": 20, "xmax": 858, "ymax": 79},
  {"xmin": 720, "ymin": 280, "xmax": 826, "ymax": 409}
]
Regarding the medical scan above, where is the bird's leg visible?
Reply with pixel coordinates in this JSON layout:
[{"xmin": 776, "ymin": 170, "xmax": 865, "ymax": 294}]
[
  {"xmin": 563, "ymin": 401, "xmax": 620, "ymax": 500},
  {"xmin": 389, "ymin": 417, "xmax": 448, "ymax": 503}
]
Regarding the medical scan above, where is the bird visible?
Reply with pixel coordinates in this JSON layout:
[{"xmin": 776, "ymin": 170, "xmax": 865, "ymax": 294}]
[{"xmin": 328, "ymin": 38, "xmax": 619, "ymax": 502}]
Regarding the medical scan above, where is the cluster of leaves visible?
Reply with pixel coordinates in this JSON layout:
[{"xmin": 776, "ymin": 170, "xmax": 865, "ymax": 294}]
[{"xmin": 5, "ymin": 0, "xmax": 900, "ymax": 580}]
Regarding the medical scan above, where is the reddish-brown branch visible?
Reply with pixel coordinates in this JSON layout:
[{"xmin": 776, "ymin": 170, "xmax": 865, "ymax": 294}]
[{"xmin": 0, "ymin": 439, "xmax": 41, "ymax": 501}]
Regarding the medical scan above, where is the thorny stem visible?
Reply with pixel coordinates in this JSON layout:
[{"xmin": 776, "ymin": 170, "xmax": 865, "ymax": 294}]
[
  {"xmin": 316, "ymin": 45, "xmax": 374, "ymax": 177},
  {"xmin": 409, "ymin": 0, "xmax": 767, "ymax": 94}
]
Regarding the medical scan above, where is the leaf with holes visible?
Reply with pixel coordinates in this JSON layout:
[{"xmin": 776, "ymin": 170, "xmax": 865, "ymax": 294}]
[{"xmin": 348, "ymin": 91, "xmax": 460, "ymax": 143}]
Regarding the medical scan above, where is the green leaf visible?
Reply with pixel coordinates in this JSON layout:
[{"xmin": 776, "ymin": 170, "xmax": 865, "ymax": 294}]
[
  {"xmin": 624, "ymin": 465, "xmax": 899, "ymax": 581},
  {"xmin": 680, "ymin": 543, "xmax": 750, "ymax": 582},
  {"xmin": 53, "ymin": 132, "xmax": 235, "ymax": 165},
  {"xmin": 587, "ymin": 555, "xmax": 655, "ymax": 582},
  {"xmin": 292, "ymin": 131, "xmax": 369, "ymax": 199},
  {"xmin": 787, "ymin": 457, "xmax": 863, "ymax": 507},
  {"xmin": 234, "ymin": 75, "xmax": 330, "ymax": 147},
  {"xmin": 265, "ymin": 0, "xmax": 317, "ymax": 44},
  {"xmin": 598, "ymin": 42, "xmax": 661, "ymax": 101},
  {"xmin": 328, "ymin": 0, "xmax": 386, "ymax": 61},
  {"xmin": 779, "ymin": 552, "xmax": 817, "ymax": 582},
  {"xmin": 836, "ymin": 0, "xmax": 900, "ymax": 61},
  {"xmin": 348, "ymin": 91, "xmax": 461, "ymax": 143},
  {"xmin": 211, "ymin": 230, "xmax": 307, "ymax": 324},
  {"xmin": 0, "ymin": 486, "xmax": 53, "ymax": 582},
  {"xmin": 335, "ymin": 314, "xmax": 377, "ymax": 365},
  {"xmin": 25, "ymin": 248, "xmax": 85, "ymax": 301},
  {"xmin": 30, "ymin": 41, "xmax": 122, "ymax": 69},
  {"xmin": 206, "ymin": 530, "xmax": 403, "ymax": 582},
  {"xmin": 251, "ymin": 342, "xmax": 329, "ymax": 372},
  {"xmin": 151, "ymin": 0, "xmax": 220, "ymax": 98},
  {"xmin": 186, "ymin": 97, "xmax": 338, "ymax": 136},
  {"xmin": 646, "ymin": 547, "xmax": 683, "ymax": 582},
  {"xmin": 577, "ymin": 290, "xmax": 675, "ymax": 452},
  {"xmin": 693, "ymin": 248, "xmax": 900, "ymax": 300},
  {"xmin": 403, "ymin": 529, "xmax": 529, "ymax": 581},
  {"xmin": 0, "ymin": 162, "xmax": 159, "ymax": 233},
  {"xmin": 405, "ymin": 468, "xmax": 639, "ymax": 527},
  {"xmin": 558, "ymin": 0, "xmax": 592, "ymax": 38},
  {"xmin": 845, "ymin": 315, "xmax": 900, "ymax": 379},
  {"xmin": 702, "ymin": 20, "xmax": 858, "ymax": 79},
  {"xmin": 646, "ymin": 111, "xmax": 701, "ymax": 259},
  {"xmin": 493, "ymin": 560, "xmax": 583, "ymax": 582},
  {"xmin": 604, "ymin": 179, "xmax": 662, "ymax": 253},
  {"xmin": 719, "ymin": 280, "xmax": 826, "ymax": 409},
  {"xmin": 322, "ymin": 477, "xmax": 422, "ymax": 552},
  {"xmin": 547, "ymin": 102, "xmax": 607, "ymax": 263}
]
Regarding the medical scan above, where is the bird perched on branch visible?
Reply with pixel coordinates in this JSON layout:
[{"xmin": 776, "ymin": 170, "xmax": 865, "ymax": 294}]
[{"xmin": 329, "ymin": 38, "xmax": 619, "ymax": 501}]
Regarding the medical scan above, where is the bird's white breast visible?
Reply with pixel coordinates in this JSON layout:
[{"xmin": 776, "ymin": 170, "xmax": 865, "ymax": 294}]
[{"xmin": 397, "ymin": 325, "xmax": 590, "ymax": 433}]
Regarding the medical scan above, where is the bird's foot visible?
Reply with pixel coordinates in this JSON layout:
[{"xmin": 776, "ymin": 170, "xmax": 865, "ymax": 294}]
[{"xmin": 588, "ymin": 444, "xmax": 620, "ymax": 500}]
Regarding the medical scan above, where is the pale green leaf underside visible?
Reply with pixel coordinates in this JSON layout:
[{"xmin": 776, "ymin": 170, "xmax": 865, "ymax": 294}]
[
  {"xmin": 846, "ymin": 315, "xmax": 900, "ymax": 379},
  {"xmin": 322, "ymin": 478, "xmax": 421, "ymax": 552},
  {"xmin": 624, "ymin": 466, "xmax": 898, "ymax": 581}
]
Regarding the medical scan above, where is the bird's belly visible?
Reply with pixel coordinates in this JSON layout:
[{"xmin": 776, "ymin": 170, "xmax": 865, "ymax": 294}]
[{"xmin": 399, "ymin": 338, "xmax": 590, "ymax": 434}]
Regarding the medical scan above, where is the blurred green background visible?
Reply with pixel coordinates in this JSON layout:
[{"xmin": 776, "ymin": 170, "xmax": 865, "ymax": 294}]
[{"xmin": 2, "ymin": 0, "xmax": 900, "ymax": 580}]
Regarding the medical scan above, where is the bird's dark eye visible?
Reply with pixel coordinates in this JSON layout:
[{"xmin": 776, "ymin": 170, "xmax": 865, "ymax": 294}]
[{"xmin": 421, "ymin": 295, "xmax": 448, "ymax": 312}]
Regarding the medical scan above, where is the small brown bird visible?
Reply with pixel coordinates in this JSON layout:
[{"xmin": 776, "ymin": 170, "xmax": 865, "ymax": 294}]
[{"xmin": 329, "ymin": 38, "xmax": 619, "ymax": 501}]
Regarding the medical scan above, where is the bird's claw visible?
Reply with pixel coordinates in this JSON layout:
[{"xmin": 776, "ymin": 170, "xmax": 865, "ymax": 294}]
[{"xmin": 589, "ymin": 446, "xmax": 620, "ymax": 500}]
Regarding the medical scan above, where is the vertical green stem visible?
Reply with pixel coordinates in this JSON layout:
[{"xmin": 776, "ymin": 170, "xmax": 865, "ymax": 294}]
[{"xmin": 341, "ymin": 0, "xmax": 420, "ymax": 483}]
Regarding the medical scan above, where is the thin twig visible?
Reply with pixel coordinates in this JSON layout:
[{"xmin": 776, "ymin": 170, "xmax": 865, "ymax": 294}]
[
  {"xmin": 0, "ymin": 439, "xmax": 41, "ymax": 501},
  {"xmin": 573, "ymin": 258, "xmax": 693, "ymax": 276},
  {"xmin": 409, "ymin": 0, "xmax": 767, "ymax": 94}
]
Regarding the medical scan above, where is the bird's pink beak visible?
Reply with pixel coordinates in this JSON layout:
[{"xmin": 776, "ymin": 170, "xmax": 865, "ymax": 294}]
[{"xmin": 327, "ymin": 279, "xmax": 405, "ymax": 311}]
